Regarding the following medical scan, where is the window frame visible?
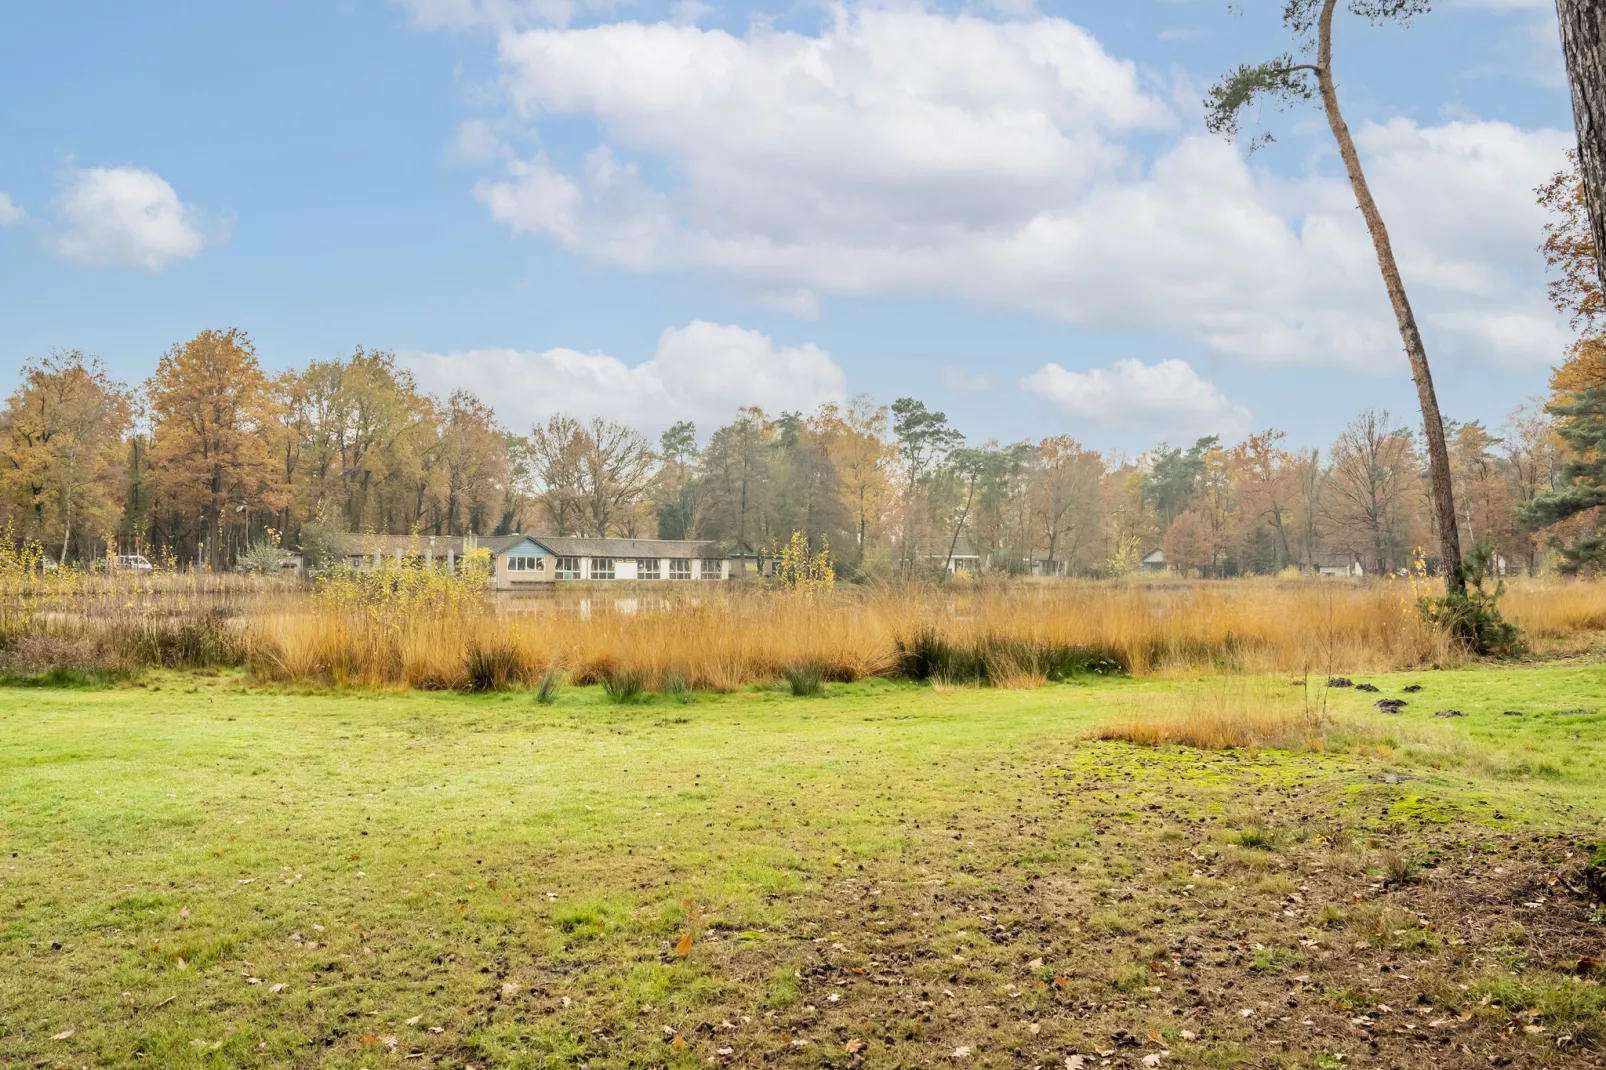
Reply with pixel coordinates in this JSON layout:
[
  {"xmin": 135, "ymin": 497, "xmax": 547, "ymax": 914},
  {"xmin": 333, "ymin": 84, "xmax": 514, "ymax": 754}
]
[
  {"xmin": 636, "ymin": 558, "xmax": 661, "ymax": 580},
  {"xmin": 591, "ymin": 557, "xmax": 616, "ymax": 580},
  {"xmin": 669, "ymin": 558, "xmax": 692, "ymax": 580},
  {"xmin": 555, "ymin": 556, "xmax": 581, "ymax": 580}
]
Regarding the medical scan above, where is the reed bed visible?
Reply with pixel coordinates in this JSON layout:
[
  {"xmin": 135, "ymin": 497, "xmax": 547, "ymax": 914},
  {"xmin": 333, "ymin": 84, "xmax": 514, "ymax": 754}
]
[
  {"xmin": 246, "ymin": 573, "xmax": 1463, "ymax": 691},
  {"xmin": 9, "ymin": 558, "xmax": 1606, "ymax": 691}
]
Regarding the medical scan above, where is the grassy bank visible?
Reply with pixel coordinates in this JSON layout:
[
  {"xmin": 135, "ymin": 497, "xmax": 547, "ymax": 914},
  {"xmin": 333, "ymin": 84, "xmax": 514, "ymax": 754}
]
[{"xmin": 3, "ymin": 664, "xmax": 1606, "ymax": 1067}]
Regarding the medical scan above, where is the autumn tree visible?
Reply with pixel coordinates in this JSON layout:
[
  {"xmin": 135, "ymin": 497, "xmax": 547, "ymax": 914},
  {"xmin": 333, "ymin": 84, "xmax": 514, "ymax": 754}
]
[
  {"xmin": 528, "ymin": 414, "xmax": 589, "ymax": 536},
  {"xmin": 146, "ymin": 329, "xmax": 285, "ymax": 568},
  {"xmin": 0, "ymin": 352, "xmax": 133, "ymax": 563},
  {"xmin": 433, "ymin": 391, "xmax": 508, "ymax": 536},
  {"xmin": 811, "ymin": 397, "xmax": 894, "ymax": 566},
  {"xmin": 701, "ymin": 408, "xmax": 776, "ymax": 552},
  {"xmin": 1325, "ymin": 410, "xmax": 1419, "ymax": 574},
  {"xmin": 1207, "ymin": 0, "xmax": 1464, "ymax": 591},
  {"xmin": 576, "ymin": 417, "xmax": 655, "ymax": 537},
  {"xmin": 1233, "ymin": 430, "xmax": 1299, "ymax": 570},
  {"xmin": 1031, "ymin": 436, "xmax": 1103, "ymax": 574}
]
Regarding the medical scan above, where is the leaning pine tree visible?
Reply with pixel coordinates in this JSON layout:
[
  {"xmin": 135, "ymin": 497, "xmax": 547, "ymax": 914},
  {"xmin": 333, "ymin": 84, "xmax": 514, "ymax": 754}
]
[{"xmin": 1205, "ymin": 0, "xmax": 1465, "ymax": 597}]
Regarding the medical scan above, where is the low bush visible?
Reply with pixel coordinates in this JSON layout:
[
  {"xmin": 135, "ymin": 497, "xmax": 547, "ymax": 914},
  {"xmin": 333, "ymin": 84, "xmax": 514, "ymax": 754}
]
[{"xmin": 534, "ymin": 668, "xmax": 562, "ymax": 705}]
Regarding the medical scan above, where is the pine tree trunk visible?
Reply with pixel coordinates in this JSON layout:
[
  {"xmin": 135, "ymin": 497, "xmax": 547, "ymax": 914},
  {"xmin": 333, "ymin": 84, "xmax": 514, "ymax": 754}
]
[
  {"xmin": 1315, "ymin": 0, "xmax": 1465, "ymax": 593},
  {"xmin": 1558, "ymin": 0, "xmax": 1606, "ymax": 298}
]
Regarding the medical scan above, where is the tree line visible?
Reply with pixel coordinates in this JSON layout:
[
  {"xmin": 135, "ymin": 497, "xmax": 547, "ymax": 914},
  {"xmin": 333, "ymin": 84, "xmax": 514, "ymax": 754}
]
[{"xmin": 0, "ymin": 328, "xmax": 1576, "ymax": 579}]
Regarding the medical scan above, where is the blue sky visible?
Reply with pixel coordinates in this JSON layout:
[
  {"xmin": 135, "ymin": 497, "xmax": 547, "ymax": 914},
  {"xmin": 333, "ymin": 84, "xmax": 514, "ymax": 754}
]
[{"xmin": 0, "ymin": 0, "xmax": 1578, "ymax": 453}]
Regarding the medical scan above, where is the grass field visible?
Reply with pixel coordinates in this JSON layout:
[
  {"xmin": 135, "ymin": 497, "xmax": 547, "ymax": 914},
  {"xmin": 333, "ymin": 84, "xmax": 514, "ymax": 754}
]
[{"xmin": 4, "ymin": 665, "xmax": 1606, "ymax": 1068}]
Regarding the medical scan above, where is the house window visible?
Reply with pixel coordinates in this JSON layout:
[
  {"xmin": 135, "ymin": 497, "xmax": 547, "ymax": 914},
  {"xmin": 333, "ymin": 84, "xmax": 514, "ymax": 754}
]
[
  {"xmin": 555, "ymin": 556, "xmax": 581, "ymax": 579},
  {"xmin": 636, "ymin": 558, "xmax": 661, "ymax": 580},
  {"xmin": 669, "ymin": 558, "xmax": 692, "ymax": 580},
  {"xmin": 507, "ymin": 555, "xmax": 542, "ymax": 572},
  {"xmin": 700, "ymin": 560, "xmax": 721, "ymax": 579},
  {"xmin": 591, "ymin": 557, "xmax": 615, "ymax": 580}
]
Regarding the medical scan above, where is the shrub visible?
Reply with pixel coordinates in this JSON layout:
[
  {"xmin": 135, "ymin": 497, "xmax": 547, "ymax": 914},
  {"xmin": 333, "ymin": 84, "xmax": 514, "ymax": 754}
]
[
  {"xmin": 1418, "ymin": 539, "xmax": 1524, "ymax": 657},
  {"xmin": 782, "ymin": 661, "xmax": 825, "ymax": 697},
  {"xmin": 534, "ymin": 668, "xmax": 562, "ymax": 705}
]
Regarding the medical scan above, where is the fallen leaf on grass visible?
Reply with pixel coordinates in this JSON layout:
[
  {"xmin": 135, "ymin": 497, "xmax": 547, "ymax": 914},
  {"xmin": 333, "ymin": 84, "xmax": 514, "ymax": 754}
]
[
  {"xmin": 405, "ymin": 1015, "xmax": 421, "ymax": 1025},
  {"xmin": 951, "ymin": 1046, "xmax": 971, "ymax": 1059},
  {"xmin": 178, "ymin": 906, "xmax": 190, "ymax": 921},
  {"xmin": 269, "ymin": 983, "xmax": 287, "ymax": 994},
  {"xmin": 500, "ymin": 982, "xmax": 519, "ymax": 997},
  {"xmin": 672, "ymin": 1035, "xmax": 686, "ymax": 1051},
  {"xmin": 51, "ymin": 1029, "xmax": 74, "ymax": 1041},
  {"xmin": 846, "ymin": 1038, "xmax": 866, "ymax": 1053},
  {"xmin": 1065, "ymin": 1058, "xmax": 1085, "ymax": 1070},
  {"xmin": 676, "ymin": 932, "xmax": 694, "ymax": 956}
]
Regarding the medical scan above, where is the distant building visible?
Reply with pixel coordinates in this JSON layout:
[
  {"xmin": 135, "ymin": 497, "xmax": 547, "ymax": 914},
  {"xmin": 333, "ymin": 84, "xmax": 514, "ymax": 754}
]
[
  {"xmin": 1141, "ymin": 548, "xmax": 1166, "ymax": 572},
  {"xmin": 1313, "ymin": 554, "xmax": 1364, "ymax": 577},
  {"xmin": 336, "ymin": 533, "xmax": 733, "ymax": 590},
  {"xmin": 912, "ymin": 536, "xmax": 983, "ymax": 574}
]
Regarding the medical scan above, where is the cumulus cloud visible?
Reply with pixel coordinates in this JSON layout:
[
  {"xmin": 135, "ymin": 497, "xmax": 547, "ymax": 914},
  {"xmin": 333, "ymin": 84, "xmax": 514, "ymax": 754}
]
[
  {"xmin": 454, "ymin": 5, "xmax": 1568, "ymax": 374},
  {"xmin": 1020, "ymin": 358, "xmax": 1251, "ymax": 437},
  {"xmin": 398, "ymin": 321, "xmax": 846, "ymax": 435},
  {"xmin": 50, "ymin": 166, "xmax": 216, "ymax": 270},
  {"xmin": 0, "ymin": 192, "xmax": 24, "ymax": 226}
]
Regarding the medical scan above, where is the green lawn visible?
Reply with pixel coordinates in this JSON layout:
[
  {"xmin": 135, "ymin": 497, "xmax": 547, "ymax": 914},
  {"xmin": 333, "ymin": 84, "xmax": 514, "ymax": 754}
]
[{"xmin": 3, "ymin": 665, "xmax": 1606, "ymax": 1068}]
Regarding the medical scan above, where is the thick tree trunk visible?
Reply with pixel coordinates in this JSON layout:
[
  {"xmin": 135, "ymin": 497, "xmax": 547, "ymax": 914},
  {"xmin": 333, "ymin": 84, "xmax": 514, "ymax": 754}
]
[
  {"xmin": 1557, "ymin": 0, "xmax": 1606, "ymax": 298},
  {"xmin": 1315, "ymin": 0, "xmax": 1465, "ymax": 593}
]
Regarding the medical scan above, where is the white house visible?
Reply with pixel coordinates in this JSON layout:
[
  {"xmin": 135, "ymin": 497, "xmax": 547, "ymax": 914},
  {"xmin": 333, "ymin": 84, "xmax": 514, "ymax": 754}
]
[
  {"xmin": 338, "ymin": 533, "xmax": 733, "ymax": 590},
  {"xmin": 1313, "ymin": 554, "xmax": 1364, "ymax": 577}
]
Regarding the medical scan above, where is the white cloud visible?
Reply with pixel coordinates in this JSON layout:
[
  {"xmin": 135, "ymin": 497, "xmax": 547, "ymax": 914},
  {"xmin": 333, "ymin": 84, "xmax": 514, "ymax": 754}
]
[
  {"xmin": 398, "ymin": 321, "xmax": 845, "ymax": 435},
  {"xmin": 1020, "ymin": 358, "xmax": 1250, "ymax": 437},
  {"xmin": 453, "ymin": 6, "xmax": 1569, "ymax": 374},
  {"xmin": 0, "ymin": 192, "xmax": 24, "ymax": 226},
  {"xmin": 50, "ymin": 165, "xmax": 215, "ymax": 270}
]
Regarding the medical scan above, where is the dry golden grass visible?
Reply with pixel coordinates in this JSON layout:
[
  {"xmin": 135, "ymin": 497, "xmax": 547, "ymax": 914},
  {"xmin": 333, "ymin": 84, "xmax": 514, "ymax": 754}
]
[
  {"xmin": 242, "ymin": 575, "xmax": 1474, "ymax": 690},
  {"xmin": 14, "ymin": 564, "xmax": 1606, "ymax": 690},
  {"xmin": 1090, "ymin": 679, "xmax": 1336, "ymax": 752}
]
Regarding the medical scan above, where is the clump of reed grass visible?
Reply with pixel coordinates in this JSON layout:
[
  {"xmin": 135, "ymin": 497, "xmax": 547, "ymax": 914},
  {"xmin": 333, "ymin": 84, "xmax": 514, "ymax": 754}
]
[
  {"xmin": 782, "ymin": 661, "xmax": 825, "ymax": 697},
  {"xmin": 601, "ymin": 666, "xmax": 647, "ymax": 703},
  {"xmin": 660, "ymin": 672, "xmax": 693, "ymax": 704},
  {"xmin": 465, "ymin": 641, "xmax": 523, "ymax": 691},
  {"xmin": 534, "ymin": 668, "xmax": 562, "ymax": 705}
]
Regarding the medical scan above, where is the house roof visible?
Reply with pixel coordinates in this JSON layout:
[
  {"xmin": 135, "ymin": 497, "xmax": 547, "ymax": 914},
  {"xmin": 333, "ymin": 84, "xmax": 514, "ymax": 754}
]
[
  {"xmin": 339, "ymin": 533, "xmax": 529, "ymax": 556},
  {"xmin": 1142, "ymin": 548, "xmax": 1165, "ymax": 561},
  {"xmin": 912, "ymin": 536, "xmax": 980, "ymax": 558},
  {"xmin": 531, "ymin": 536, "xmax": 726, "ymax": 560},
  {"xmin": 336, "ymin": 532, "xmax": 727, "ymax": 559}
]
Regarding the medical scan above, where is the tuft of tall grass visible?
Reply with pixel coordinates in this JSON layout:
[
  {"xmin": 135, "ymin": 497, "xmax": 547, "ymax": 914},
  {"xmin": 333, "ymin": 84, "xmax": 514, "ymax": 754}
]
[
  {"xmin": 782, "ymin": 661, "xmax": 825, "ymax": 697},
  {"xmin": 466, "ymin": 641, "xmax": 523, "ymax": 691},
  {"xmin": 601, "ymin": 666, "xmax": 646, "ymax": 703},
  {"xmin": 535, "ymin": 668, "xmax": 562, "ymax": 705}
]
